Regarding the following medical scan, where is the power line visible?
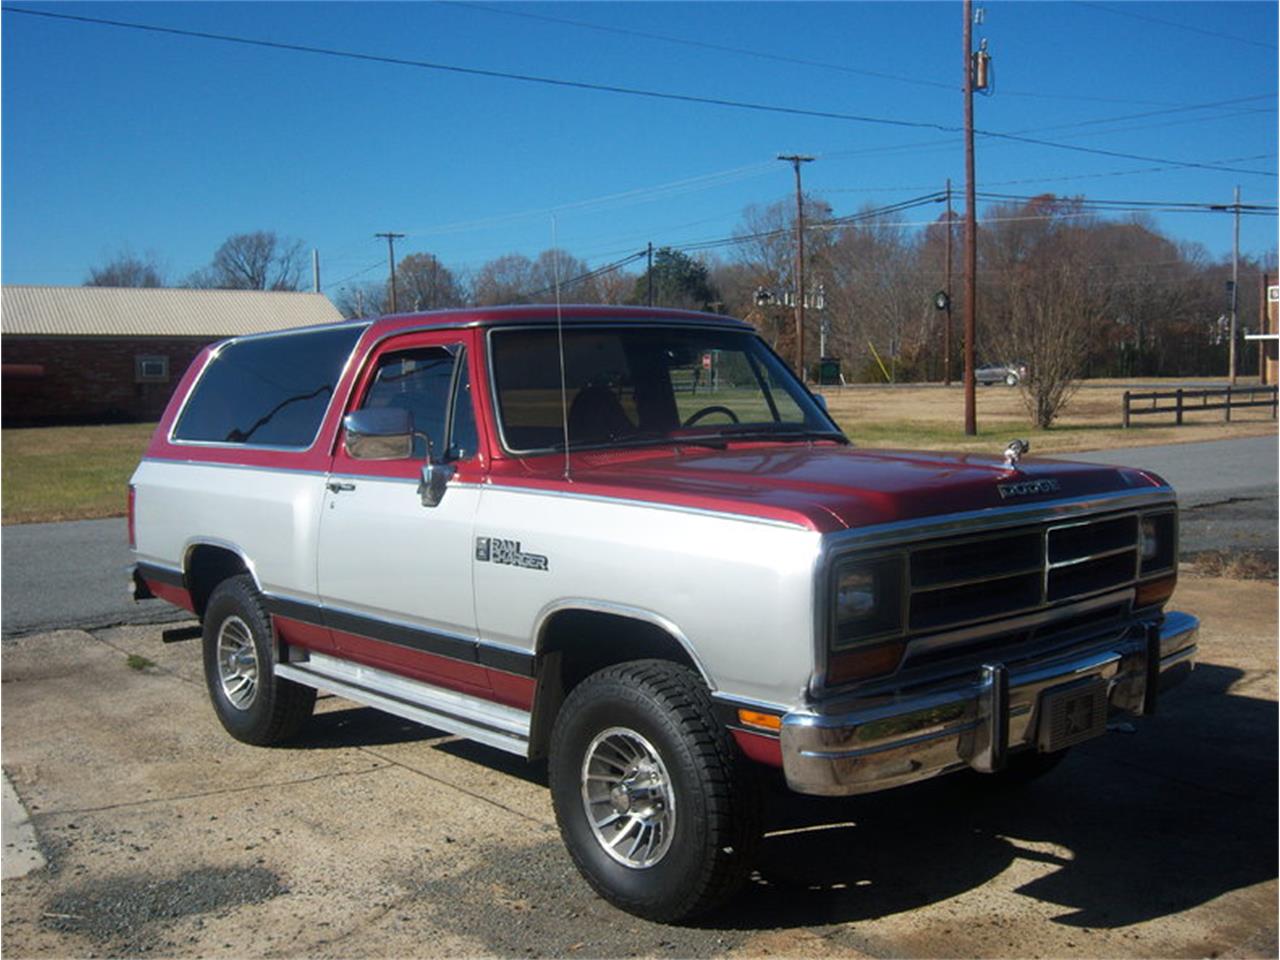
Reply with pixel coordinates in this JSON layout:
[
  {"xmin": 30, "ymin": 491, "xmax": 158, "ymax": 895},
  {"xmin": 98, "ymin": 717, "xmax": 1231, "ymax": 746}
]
[
  {"xmin": 6, "ymin": 4, "xmax": 1274, "ymax": 178},
  {"xmin": 976, "ymin": 191, "xmax": 1279, "ymax": 214},
  {"xmin": 1079, "ymin": 2, "xmax": 1278, "ymax": 51},
  {"xmin": 445, "ymin": 0, "xmax": 1211, "ymax": 109}
]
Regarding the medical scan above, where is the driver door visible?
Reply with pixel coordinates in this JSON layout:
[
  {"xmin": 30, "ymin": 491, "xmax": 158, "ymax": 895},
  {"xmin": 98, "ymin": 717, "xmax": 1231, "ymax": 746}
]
[{"xmin": 316, "ymin": 331, "xmax": 487, "ymax": 697}]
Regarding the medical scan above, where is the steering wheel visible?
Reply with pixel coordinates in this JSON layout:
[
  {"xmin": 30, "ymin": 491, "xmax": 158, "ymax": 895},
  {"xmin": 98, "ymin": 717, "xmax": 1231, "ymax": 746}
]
[{"xmin": 682, "ymin": 405, "xmax": 740, "ymax": 427}]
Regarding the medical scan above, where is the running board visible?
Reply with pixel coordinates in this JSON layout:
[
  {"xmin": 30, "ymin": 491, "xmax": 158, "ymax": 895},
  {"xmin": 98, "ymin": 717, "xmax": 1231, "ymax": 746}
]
[{"xmin": 276, "ymin": 653, "xmax": 530, "ymax": 757}]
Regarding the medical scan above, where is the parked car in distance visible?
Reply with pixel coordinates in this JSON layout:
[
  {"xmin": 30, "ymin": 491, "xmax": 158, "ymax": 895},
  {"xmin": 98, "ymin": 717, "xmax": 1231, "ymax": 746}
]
[{"xmin": 976, "ymin": 361, "xmax": 1028, "ymax": 386}]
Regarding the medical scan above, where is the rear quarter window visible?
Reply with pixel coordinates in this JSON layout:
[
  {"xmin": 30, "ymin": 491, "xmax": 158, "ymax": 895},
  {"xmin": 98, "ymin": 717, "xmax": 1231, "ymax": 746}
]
[{"xmin": 173, "ymin": 325, "xmax": 364, "ymax": 447}]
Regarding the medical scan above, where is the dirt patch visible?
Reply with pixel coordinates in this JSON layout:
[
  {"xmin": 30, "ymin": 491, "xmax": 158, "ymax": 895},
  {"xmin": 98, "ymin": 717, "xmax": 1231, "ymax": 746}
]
[
  {"xmin": 406, "ymin": 840, "xmax": 752, "ymax": 957},
  {"xmin": 43, "ymin": 865, "xmax": 285, "ymax": 954},
  {"xmin": 1185, "ymin": 550, "xmax": 1278, "ymax": 581}
]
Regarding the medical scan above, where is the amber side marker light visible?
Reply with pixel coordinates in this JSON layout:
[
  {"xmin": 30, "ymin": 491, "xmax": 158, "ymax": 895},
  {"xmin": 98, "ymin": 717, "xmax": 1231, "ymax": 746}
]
[
  {"xmin": 1135, "ymin": 574, "xmax": 1177, "ymax": 609},
  {"xmin": 827, "ymin": 641, "xmax": 906, "ymax": 686},
  {"xmin": 737, "ymin": 709, "xmax": 782, "ymax": 732}
]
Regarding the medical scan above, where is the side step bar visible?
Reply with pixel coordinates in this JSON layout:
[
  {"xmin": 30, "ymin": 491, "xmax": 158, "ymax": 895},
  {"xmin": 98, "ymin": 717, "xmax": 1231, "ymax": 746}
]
[{"xmin": 275, "ymin": 653, "xmax": 531, "ymax": 757}]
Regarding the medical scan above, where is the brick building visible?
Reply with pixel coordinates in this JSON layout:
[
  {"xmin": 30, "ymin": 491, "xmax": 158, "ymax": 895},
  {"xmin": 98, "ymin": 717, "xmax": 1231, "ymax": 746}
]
[{"xmin": 1, "ymin": 286, "xmax": 345, "ymax": 426}]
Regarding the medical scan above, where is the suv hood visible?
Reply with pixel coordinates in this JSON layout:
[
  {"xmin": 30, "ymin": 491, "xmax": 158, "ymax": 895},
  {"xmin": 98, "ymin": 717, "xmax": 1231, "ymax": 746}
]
[{"xmin": 502, "ymin": 444, "xmax": 1168, "ymax": 533}]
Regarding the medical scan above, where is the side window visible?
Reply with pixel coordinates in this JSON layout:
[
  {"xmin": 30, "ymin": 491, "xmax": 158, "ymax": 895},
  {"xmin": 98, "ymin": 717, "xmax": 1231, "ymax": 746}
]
[
  {"xmin": 173, "ymin": 326, "xmax": 363, "ymax": 447},
  {"xmin": 358, "ymin": 345, "xmax": 478, "ymax": 461},
  {"xmin": 360, "ymin": 347, "xmax": 456, "ymax": 460},
  {"xmin": 447, "ymin": 357, "xmax": 479, "ymax": 461}
]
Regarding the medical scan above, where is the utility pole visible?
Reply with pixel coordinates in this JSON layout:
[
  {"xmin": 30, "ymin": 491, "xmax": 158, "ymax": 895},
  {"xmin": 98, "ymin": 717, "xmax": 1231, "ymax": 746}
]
[
  {"xmin": 962, "ymin": 0, "xmax": 979, "ymax": 435},
  {"xmin": 944, "ymin": 178, "xmax": 954, "ymax": 386},
  {"xmin": 1230, "ymin": 186, "xmax": 1241, "ymax": 385},
  {"xmin": 1260, "ymin": 272, "xmax": 1270, "ymax": 385},
  {"xmin": 375, "ymin": 232, "xmax": 405, "ymax": 313},
  {"xmin": 778, "ymin": 154, "xmax": 815, "ymax": 379},
  {"xmin": 312, "ymin": 249, "xmax": 321, "ymax": 293},
  {"xmin": 647, "ymin": 242, "xmax": 654, "ymax": 307}
]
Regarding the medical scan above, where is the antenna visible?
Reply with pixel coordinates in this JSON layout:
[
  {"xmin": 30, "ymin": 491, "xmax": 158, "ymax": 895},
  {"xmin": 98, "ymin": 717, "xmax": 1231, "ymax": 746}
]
[{"xmin": 552, "ymin": 217, "xmax": 572, "ymax": 481}]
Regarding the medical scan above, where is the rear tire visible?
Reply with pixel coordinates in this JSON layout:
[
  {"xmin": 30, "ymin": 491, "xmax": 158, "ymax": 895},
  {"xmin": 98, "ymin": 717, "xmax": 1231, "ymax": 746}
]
[
  {"xmin": 548, "ymin": 660, "xmax": 760, "ymax": 922},
  {"xmin": 202, "ymin": 574, "xmax": 315, "ymax": 745}
]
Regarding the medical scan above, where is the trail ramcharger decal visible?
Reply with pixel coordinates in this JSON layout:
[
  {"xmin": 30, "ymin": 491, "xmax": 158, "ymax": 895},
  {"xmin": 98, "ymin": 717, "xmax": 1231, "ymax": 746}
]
[{"xmin": 475, "ymin": 536, "xmax": 549, "ymax": 572}]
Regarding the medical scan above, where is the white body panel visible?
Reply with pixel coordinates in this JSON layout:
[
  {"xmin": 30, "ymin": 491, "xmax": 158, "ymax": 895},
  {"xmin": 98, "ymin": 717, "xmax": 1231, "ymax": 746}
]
[
  {"xmin": 317, "ymin": 475, "xmax": 481, "ymax": 640},
  {"xmin": 132, "ymin": 458, "xmax": 325, "ymax": 602},
  {"xmin": 472, "ymin": 486, "xmax": 821, "ymax": 707}
]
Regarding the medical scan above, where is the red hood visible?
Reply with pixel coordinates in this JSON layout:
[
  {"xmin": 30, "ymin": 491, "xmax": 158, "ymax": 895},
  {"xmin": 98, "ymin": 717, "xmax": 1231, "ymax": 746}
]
[{"xmin": 490, "ymin": 444, "xmax": 1167, "ymax": 533}]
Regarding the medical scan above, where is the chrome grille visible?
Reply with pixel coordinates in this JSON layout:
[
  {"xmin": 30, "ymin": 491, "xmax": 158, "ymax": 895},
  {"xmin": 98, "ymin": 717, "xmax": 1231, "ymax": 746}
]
[{"xmin": 902, "ymin": 511, "xmax": 1149, "ymax": 636}]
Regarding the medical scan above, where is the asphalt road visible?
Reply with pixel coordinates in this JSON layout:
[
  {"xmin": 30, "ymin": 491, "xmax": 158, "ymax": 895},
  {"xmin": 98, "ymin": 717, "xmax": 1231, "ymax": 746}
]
[
  {"xmin": 2, "ymin": 574, "xmax": 1274, "ymax": 957},
  {"xmin": 1, "ymin": 435, "xmax": 1274, "ymax": 637},
  {"xmin": 1, "ymin": 518, "xmax": 188, "ymax": 637}
]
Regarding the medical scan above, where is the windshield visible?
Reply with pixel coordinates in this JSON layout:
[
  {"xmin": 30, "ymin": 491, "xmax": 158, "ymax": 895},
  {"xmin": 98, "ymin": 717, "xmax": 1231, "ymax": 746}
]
[{"xmin": 489, "ymin": 324, "xmax": 842, "ymax": 453}]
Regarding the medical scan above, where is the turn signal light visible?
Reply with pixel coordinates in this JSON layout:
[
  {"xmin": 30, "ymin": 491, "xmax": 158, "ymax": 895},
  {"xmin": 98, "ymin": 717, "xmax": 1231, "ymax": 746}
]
[
  {"xmin": 1135, "ymin": 574, "xmax": 1177, "ymax": 609},
  {"xmin": 827, "ymin": 641, "xmax": 905, "ymax": 685},
  {"xmin": 737, "ymin": 709, "xmax": 782, "ymax": 732}
]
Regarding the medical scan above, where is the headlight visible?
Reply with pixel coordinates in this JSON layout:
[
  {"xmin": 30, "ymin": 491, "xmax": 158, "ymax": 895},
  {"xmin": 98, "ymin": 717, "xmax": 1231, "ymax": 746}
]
[
  {"xmin": 833, "ymin": 555, "xmax": 904, "ymax": 649},
  {"xmin": 1139, "ymin": 511, "xmax": 1176, "ymax": 575}
]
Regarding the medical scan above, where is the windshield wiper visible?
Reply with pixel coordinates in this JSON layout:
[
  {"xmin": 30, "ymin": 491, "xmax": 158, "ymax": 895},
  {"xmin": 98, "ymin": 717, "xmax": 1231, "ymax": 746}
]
[{"xmin": 712, "ymin": 428, "xmax": 849, "ymax": 445}]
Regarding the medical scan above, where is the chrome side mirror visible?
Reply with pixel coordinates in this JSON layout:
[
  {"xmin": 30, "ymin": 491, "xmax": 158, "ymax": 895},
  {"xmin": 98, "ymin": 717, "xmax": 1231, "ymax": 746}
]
[
  {"xmin": 419, "ymin": 461, "xmax": 455, "ymax": 508},
  {"xmin": 344, "ymin": 408, "xmax": 414, "ymax": 460}
]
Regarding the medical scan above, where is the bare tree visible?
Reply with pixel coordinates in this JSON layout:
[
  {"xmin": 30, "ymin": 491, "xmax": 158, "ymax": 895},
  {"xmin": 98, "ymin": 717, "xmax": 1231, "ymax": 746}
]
[
  {"xmin": 85, "ymin": 251, "xmax": 164, "ymax": 287},
  {"xmin": 396, "ymin": 252, "xmax": 466, "ymax": 310},
  {"xmin": 190, "ymin": 231, "xmax": 306, "ymax": 290},
  {"xmin": 472, "ymin": 254, "xmax": 536, "ymax": 305},
  {"xmin": 983, "ymin": 197, "xmax": 1105, "ymax": 428}
]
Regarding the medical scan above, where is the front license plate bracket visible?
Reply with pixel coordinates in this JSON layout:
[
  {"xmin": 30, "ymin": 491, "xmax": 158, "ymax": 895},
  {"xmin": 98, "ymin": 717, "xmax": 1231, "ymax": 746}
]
[{"xmin": 1036, "ymin": 678, "xmax": 1108, "ymax": 753}]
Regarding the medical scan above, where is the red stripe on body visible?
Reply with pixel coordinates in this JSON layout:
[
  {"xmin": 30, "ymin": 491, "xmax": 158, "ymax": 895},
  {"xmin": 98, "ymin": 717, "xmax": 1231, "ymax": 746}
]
[
  {"xmin": 732, "ymin": 728, "xmax": 784, "ymax": 768},
  {"xmin": 146, "ymin": 579, "xmax": 195, "ymax": 613}
]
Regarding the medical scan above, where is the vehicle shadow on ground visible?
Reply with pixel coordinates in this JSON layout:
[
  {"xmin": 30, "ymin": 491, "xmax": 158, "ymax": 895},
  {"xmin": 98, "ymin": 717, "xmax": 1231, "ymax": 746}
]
[
  {"xmin": 702, "ymin": 662, "xmax": 1276, "ymax": 931},
  {"xmin": 279, "ymin": 663, "xmax": 1275, "ymax": 931}
]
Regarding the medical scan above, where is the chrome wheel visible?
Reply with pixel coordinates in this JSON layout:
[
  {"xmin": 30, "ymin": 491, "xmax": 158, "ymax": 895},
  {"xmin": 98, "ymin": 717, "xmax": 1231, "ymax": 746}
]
[
  {"xmin": 581, "ymin": 727, "xmax": 676, "ymax": 869},
  {"xmin": 216, "ymin": 615, "xmax": 259, "ymax": 710}
]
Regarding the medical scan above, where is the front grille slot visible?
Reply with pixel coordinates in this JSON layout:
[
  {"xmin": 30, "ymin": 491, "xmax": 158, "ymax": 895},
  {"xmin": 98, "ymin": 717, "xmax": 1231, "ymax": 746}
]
[
  {"xmin": 1048, "ymin": 550, "xmax": 1138, "ymax": 601},
  {"xmin": 1048, "ymin": 515, "xmax": 1137, "ymax": 564},
  {"xmin": 911, "ymin": 572, "xmax": 1041, "ymax": 630},
  {"xmin": 912, "ymin": 531, "xmax": 1042, "ymax": 588}
]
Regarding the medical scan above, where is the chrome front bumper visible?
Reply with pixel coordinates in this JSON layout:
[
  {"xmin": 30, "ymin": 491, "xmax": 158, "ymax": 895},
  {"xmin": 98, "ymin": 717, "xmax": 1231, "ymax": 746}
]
[{"xmin": 781, "ymin": 611, "xmax": 1199, "ymax": 796}]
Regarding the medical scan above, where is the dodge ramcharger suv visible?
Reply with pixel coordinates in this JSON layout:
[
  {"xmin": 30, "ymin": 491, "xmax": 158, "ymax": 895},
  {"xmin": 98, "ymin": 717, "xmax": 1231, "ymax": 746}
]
[{"xmin": 129, "ymin": 305, "xmax": 1198, "ymax": 921}]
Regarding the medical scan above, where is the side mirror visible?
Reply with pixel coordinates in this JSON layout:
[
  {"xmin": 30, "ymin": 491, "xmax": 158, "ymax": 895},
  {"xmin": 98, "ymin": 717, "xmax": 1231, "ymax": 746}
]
[
  {"xmin": 814, "ymin": 394, "xmax": 829, "ymax": 411},
  {"xmin": 344, "ymin": 408, "xmax": 414, "ymax": 460}
]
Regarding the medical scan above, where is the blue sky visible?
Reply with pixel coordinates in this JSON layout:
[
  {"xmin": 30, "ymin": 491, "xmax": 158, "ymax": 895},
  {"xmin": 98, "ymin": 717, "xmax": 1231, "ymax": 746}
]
[{"xmin": 2, "ymin": 1, "xmax": 1276, "ymax": 295}]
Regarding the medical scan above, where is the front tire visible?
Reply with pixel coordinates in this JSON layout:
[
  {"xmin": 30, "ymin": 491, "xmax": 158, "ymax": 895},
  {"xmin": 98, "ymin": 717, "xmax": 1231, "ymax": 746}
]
[
  {"xmin": 1005, "ymin": 372, "xmax": 1020, "ymax": 386},
  {"xmin": 202, "ymin": 574, "xmax": 315, "ymax": 745},
  {"xmin": 548, "ymin": 661, "xmax": 759, "ymax": 922}
]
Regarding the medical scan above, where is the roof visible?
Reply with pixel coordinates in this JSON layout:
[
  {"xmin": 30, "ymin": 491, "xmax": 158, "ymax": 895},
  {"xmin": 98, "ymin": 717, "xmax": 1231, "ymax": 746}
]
[
  {"xmin": 1, "ymin": 285, "xmax": 345, "ymax": 338},
  {"xmin": 363, "ymin": 304, "xmax": 752, "ymax": 339}
]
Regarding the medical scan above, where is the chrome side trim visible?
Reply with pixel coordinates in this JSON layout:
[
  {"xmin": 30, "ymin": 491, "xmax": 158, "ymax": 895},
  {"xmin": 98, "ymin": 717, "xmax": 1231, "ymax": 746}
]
[
  {"xmin": 142, "ymin": 457, "xmax": 329, "ymax": 477},
  {"xmin": 485, "ymin": 483, "xmax": 809, "ymax": 530},
  {"xmin": 532, "ymin": 598, "xmax": 717, "ymax": 691},
  {"xmin": 276, "ymin": 653, "xmax": 530, "ymax": 757}
]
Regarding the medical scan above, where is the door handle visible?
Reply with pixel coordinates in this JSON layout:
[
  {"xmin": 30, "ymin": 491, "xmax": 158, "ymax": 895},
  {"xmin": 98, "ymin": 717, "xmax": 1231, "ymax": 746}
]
[{"xmin": 326, "ymin": 481, "xmax": 356, "ymax": 493}]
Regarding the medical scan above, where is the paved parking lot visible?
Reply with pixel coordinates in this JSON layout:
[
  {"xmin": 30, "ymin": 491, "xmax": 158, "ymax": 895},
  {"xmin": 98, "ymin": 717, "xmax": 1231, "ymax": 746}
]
[{"xmin": 2, "ymin": 574, "xmax": 1275, "ymax": 958}]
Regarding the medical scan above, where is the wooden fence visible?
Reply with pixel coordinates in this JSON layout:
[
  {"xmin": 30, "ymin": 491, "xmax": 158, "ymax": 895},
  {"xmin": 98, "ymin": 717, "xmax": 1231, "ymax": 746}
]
[{"xmin": 1122, "ymin": 385, "xmax": 1278, "ymax": 427}]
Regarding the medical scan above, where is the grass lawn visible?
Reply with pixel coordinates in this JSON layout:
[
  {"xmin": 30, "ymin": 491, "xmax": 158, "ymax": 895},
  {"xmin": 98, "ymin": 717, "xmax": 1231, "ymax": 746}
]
[
  {"xmin": 2, "ymin": 422, "xmax": 155, "ymax": 524},
  {"xmin": 2, "ymin": 378, "xmax": 1275, "ymax": 524}
]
